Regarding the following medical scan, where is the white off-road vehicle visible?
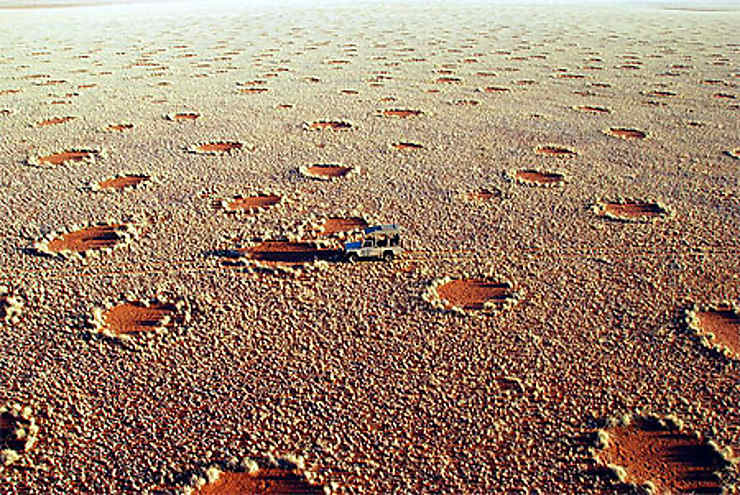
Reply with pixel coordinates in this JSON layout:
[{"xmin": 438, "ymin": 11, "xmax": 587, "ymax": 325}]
[{"xmin": 344, "ymin": 224, "xmax": 402, "ymax": 262}]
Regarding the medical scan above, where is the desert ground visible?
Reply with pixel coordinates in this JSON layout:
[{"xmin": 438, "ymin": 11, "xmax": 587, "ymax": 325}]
[{"xmin": 0, "ymin": 0, "xmax": 738, "ymax": 493}]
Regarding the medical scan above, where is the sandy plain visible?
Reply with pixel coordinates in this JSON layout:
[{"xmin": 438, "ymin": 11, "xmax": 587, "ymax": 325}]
[{"xmin": 0, "ymin": 0, "xmax": 738, "ymax": 493}]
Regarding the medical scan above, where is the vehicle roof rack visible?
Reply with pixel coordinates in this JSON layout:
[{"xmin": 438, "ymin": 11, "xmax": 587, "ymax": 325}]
[{"xmin": 364, "ymin": 224, "xmax": 400, "ymax": 235}]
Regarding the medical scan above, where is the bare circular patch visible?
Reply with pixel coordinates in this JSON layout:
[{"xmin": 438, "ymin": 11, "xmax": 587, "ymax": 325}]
[
  {"xmin": 35, "ymin": 116, "xmax": 75, "ymax": 127},
  {"xmin": 593, "ymin": 415, "xmax": 733, "ymax": 494},
  {"xmin": 305, "ymin": 120, "xmax": 353, "ymax": 131},
  {"xmin": 239, "ymin": 87, "xmax": 269, "ymax": 94},
  {"xmin": 381, "ymin": 108, "xmax": 423, "ymax": 118},
  {"xmin": 97, "ymin": 302, "xmax": 178, "ymax": 337},
  {"xmin": 27, "ymin": 148, "xmax": 101, "ymax": 168},
  {"xmin": 167, "ymin": 112, "xmax": 199, "ymax": 121},
  {"xmin": 224, "ymin": 194, "xmax": 281, "ymax": 213},
  {"xmin": 319, "ymin": 217, "xmax": 369, "ymax": 236},
  {"xmin": 512, "ymin": 169, "xmax": 565, "ymax": 186},
  {"xmin": 535, "ymin": 145, "xmax": 577, "ymax": 157},
  {"xmin": 605, "ymin": 128, "xmax": 648, "ymax": 139},
  {"xmin": 392, "ymin": 142, "xmax": 423, "ymax": 150},
  {"xmin": 436, "ymin": 77, "xmax": 462, "ymax": 84},
  {"xmin": 106, "ymin": 123, "xmax": 134, "ymax": 132},
  {"xmin": 96, "ymin": 174, "xmax": 150, "ymax": 192},
  {"xmin": 424, "ymin": 276, "xmax": 519, "ymax": 315},
  {"xmin": 0, "ymin": 403, "xmax": 38, "ymax": 467},
  {"xmin": 685, "ymin": 303, "xmax": 739, "ymax": 360},
  {"xmin": 34, "ymin": 222, "xmax": 138, "ymax": 258},
  {"xmin": 238, "ymin": 241, "xmax": 339, "ymax": 268},
  {"xmin": 594, "ymin": 200, "xmax": 670, "ymax": 222},
  {"xmin": 450, "ymin": 99, "xmax": 480, "ymax": 106},
  {"xmin": 188, "ymin": 141, "xmax": 246, "ymax": 154},
  {"xmin": 573, "ymin": 105, "xmax": 610, "ymax": 114},
  {"xmin": 299, "ymin": 164, "xmax": 356, "ymax": 180},
  {"xmin": 481, "ymin": 86, "xmax": 510, "ymax": 93},
  {"xmin": 463, "ymin": 188, "xmax": 500, "ymax": 202}
]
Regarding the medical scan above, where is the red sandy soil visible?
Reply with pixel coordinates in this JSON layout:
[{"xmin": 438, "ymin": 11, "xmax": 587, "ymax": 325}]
[
  {"xmin": 35, "ymin": 80, "xmax": 66, "ymax": 86},
  {"xmin": 77, "ymin": 84, "xmax": 97, "ymax": 89},
  {"xmin": 607, "ymin": 128, "xmax": 647, "ymax": 139},
  {"xmin": 97, "ymin": 175, "xmax": 149, "ymax": 191},
  {"xmin": 305, "ymin": 165, "xmax": 352, "ymax": 177},
  {"xmin": 535, "ymin": 145, "xmax": 577, "ymax": 157},
  {"xmin": 515, "ymin": 169, "xmax": 564, "ymax": 185},
  {"xmin": 575, "ymin": 105, "xmax": 610, "ymax": 113},
  {"xmin": 239, "ymin": 88, "xmax": 269, "ymax": 94},
  {"xmin": 0, "ymin": 89, "xmax": 22, "ymax": 95},
  {"xmin": 226, "ymin": 194, "xmax": 281, "ymax": 212},
  {"xmin": 38, "ymin": 150, "xmax": 98, "ymax": 166},
  {"xmin": 557, "ymin": 74, "xmax": 586, "ymax": 79},
  {"xmin": 436, "ymin": 77, "xmax": 461, "ymax": 83},
  {"xmin": 695, "ymin": 306, "xmax": 739, "ymax": 356},
  {"xmin": 320, "ymin": 217, "xmax": 368, "ymax": 236},
  {"xmin": 36, "ymin": 116, "xmax": 74, "ymax": 127},
  {"xmin": 46, "ymin": 224, "xmax": 125, "ymax": 253},
  {"xmin": 327, "ymin": 60, "xmax": 350, "ymax": 64},
  {"xmin": 237, "ymin": 80, "xmax": 267, "ymax": 86},
  {"xmin": 173, "ymin": 113, "xmax": 199, "ymax": 120},
  {"xmin": 392, "ymin": 142, "xmax": 423, "ymax": 150},
  {"xmin": 603, "ymin": 202, "xmax": 667, "ymax": 219},
  {"xmin": 309, "ymin": 121, "xmax": 352, "ymax": 130},
  {"xmin": 598, "ymin": 419, "xmax": 726, "ymax": 493},
  {"xmin": 238, "ymin": 241, "xmax": 340, "ymax": 266},
  {"xmin": 476, "ymin": 72, "xmax": 497, "ymax": 77},
  {"xmin": 193, "ymin": 469, "xmax": 324, "ymax": 495},
  {"xmin": 436, "ymin": 279, "xmax": 514, "ymax": 310},
  {"xmin": 107, "ymin": 124, "xmax": 133, "ymax": 132},
  {"xmin": 196, "ymin": 142, "xmax": 243, "ymax": 153},
  {"xmin": 102, "ymin": 302, "xmax": 177, "ymax": 336},
  {"xmin": 483, "ymin": 87, "xmax": 510, "ymax": 93},
  {"xmin": 382, "ymin": 109, "xmax": 422, "ymax": 118},
  {"xmin": 465, "ymin": 189, "xmax": 498, "ymax": 201},
  {"xmin": 277, "ymin": 104, "xmax": 293, "ymax": 109}
]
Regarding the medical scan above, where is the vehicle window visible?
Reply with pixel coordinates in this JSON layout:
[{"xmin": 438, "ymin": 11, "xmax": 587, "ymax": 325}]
[
  {"xmin": 391, "ymin": 234, "xmax": 400, "ymax": 246},
  {"xmin": 364, "ymin": 239, "xmax": 374, "ymax": 248},
  {"xmin": 378, "ymin": 236, "xmax": 388, "ymax": 247}
]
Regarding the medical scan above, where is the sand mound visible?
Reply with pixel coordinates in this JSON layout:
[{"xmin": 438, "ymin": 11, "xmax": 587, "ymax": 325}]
[
  {"xmin": 573, "ymin": 105, "xmax": 610, "ymax": 114},
  {"xmin": 0, "ymin": 286, "xmax": 23, "ymax": 325},
  {"xmin": 511, "ymin": 169, "xmax": 565, "ymax": 186},
  {"xmin": 304, "ymin": 120, "xmax": 353, "ymax": 131},
  {"xmin": 685, "ymin": 303, "xmax": 740, "ymax": 359},
  {"xmin": 35, "ymin": 116, "xmax": 75, "ymax": 127},
  {"xmin": 166, "ymin": 112, "xmax": 200, "ymax": 121},
  {"xmin": 594, "ymin": 200, "xmax": 670, "ymax": 222},
  {"xmin": 605, "ymin": 127, "xmax": 648, "ymax": 139},
  {"xmin": 381, "ymin": 109, "xmax": 423, "ymax": 118},
  {"xmin": 593, "ymin": 414, "xmax": 734, "ymax": 494},
  {"xmin": 184, "ymin": 455, "xmax": 332, "ymax": 495},
  {"xmin": 0, "ymin": 403, "xmax": 38, "ymax": 467},
  {"xmin": 535, "ymin": 145, "xmax": 577, "ymax": 157},
  {"xmin": 90, "ymin": 297, "xmax": 188, "ymax": 342},
  {"xmin": 392, "ymin": 142, "xmax": 423, "ymax": 150},
  {"xmin": 93, "ymin": 174, "xmax": 150, "ymax": 192},
  {"xmin": 223, "ymin": 193, "xmax": 282, "ymax": 213},
  {"xmin": 188, "ymin": 141, "xmax": 246, "ymax": 154},
  {"xmin": 34, "ymin": 222, "xmax": 139, "ymax": 258},
  {"xmin": 106, "ymin": 123, "xmax": 134, "ymax": 132},
  {"xmin": 299, "ymin": 164, "xmax": 357, "ymax": 180},
  {"xmin": 27, "ymin": 148, "xmax": 101, "ymax": 168},
  {"xmin": 424, "ymin": 276, "xmax": 518, "ymax": 314}
]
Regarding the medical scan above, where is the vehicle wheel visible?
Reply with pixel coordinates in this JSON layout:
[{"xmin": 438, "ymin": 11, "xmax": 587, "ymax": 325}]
[
  {"xmin": 383, "ymin": 251, "xmax": 394, "ymax": 262},
  {"xmin": 347, "ymin": 253, "xmax": 359, "ymax": 263}
]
